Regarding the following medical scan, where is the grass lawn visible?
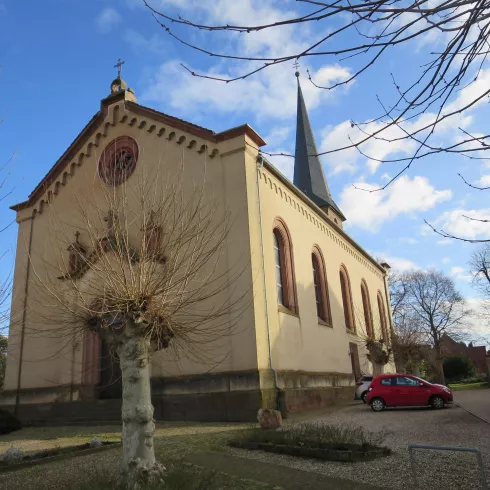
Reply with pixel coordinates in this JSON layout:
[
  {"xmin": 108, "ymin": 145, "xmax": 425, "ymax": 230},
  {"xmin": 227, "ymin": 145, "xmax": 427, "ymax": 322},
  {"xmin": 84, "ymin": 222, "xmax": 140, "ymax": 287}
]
[
  {"xmin": 448, "ymin": 382, "xmax": 489, "ymax": 391},
  {"xmin": 0, "ymin": 422, "xmax": 274, "ymax": 490}
]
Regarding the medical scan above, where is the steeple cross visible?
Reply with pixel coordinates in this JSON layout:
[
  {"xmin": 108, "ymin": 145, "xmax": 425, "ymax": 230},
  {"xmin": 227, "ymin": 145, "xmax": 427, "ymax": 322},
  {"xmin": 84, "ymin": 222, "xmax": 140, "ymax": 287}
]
[{"xmin": 114, "ymin": 58, "xmax": 125, "ymax": 79}]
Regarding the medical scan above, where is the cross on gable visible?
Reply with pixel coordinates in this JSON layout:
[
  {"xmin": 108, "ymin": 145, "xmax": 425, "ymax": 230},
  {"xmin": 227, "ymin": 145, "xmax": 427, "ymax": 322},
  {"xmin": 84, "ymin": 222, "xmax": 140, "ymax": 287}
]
[{"xmin": 114, "ymin": 58, "xmax": 125, "ymax": 79}]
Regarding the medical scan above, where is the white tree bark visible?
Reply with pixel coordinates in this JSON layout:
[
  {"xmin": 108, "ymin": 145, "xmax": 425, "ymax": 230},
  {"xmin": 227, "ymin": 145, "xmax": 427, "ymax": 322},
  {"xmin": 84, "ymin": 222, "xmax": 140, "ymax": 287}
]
[
  {"xmin": 372, "ymin": 362, "xmax": 384, "ymax": 376},
  {"xmin": 116, "ymin": 320, "xmax": 165, "ymax": 489}
]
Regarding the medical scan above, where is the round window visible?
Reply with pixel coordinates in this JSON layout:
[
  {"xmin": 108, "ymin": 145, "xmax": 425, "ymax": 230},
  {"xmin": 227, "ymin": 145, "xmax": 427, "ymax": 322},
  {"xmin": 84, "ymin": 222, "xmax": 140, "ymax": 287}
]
[{"xmin": 98, "ymin": 136, "xmax": 138, "ymax": 186}]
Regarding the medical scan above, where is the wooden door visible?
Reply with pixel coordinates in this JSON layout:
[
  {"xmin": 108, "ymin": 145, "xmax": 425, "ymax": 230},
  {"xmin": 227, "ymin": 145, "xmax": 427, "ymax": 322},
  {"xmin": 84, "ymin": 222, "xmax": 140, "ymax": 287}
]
[
  {"xmin": 98, "ymin": 339, "xmax": 122, "ymax": 399},
  {"xmin": 349, "ymin": 342, "xmax": 361, "ymax": 381}
]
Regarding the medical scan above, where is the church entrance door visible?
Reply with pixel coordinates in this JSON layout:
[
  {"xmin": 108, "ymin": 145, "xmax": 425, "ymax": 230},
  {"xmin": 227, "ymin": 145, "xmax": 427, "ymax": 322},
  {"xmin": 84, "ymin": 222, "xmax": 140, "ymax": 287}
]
[
  {"xmin": 98, "ymin": 339, "xmax": 122, "ymax": 399},
  {"xmin": 349, "ymin": 342, "xmax": 361, "ymax": 382}
]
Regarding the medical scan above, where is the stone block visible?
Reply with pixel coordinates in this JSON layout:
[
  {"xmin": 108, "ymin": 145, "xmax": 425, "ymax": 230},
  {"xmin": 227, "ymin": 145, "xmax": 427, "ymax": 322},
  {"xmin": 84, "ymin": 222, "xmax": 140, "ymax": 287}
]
[{"xmin": 257, "ymin": 408, "xmax": 282, "ymax": 429}]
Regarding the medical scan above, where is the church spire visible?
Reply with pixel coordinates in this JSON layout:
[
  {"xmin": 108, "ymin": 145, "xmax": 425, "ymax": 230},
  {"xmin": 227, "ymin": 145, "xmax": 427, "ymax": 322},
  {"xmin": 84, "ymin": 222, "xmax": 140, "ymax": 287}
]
[{"xmin": 293, "ymin": 72, "xmax": 345, "ymax": 222}]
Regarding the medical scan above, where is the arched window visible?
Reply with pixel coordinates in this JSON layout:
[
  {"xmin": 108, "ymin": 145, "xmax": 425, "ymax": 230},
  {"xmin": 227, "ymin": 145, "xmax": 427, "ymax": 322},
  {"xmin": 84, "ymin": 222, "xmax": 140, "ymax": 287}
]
[
  {"xmin": 377, "ymin": 291, "xmax": 389, "ymax": 344},
  {"xmin": 312, "ymin": 246, "xmax": 332, "ymax": 325},
  {"xmin": 361, "ymin": 280, "xmax": 374, "ymax": 337},
  {"xmin": 339, "ymin": 265, "xmax": 355, "ymax": 331},
  {"xmin": 273, "ymin": 218, "xmax": 297, "ymax": 313}
]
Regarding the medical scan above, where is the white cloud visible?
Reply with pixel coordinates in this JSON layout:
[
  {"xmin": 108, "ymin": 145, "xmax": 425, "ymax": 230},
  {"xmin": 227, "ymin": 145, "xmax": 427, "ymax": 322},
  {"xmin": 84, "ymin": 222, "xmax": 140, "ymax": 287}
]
[
  {"xmin": 339, "ymin": 176, "xmax": 452, "ymax": 231},
  {"xmin": 478, "ymin": 174, "xmax": 490, "ymax": 187},
  {"xmin": 463, "ymin": 297, "xmax": 490, "ymax": 343},
  {"xmin": 436, "ymin": 239, "xmax": 453, "ymax": 246},
  {"xmin": 140, "ymin": 0, "xmax": 353, "ymax": 125},
  {"xmin": 441, "ymin": 257, "xmax": 451, "ymax": 264},
  {"xmin": 372, "ymin": 252, "xmax": 421, "ymax": 272},
  {"xmin": 450, "ymin": 266, "xmax": 472, "ymax": 282},
  {"xmin": 142, "ymin": 60, "xmax": 351, "ymax": 124},
  {"xmin": 96, "ymin": 8, "xmax": 122, "ymax": 33},
  {"xmin": 320, "ymin": 67, "xmax": 490, "ymax": 175},
  {"xmin": 433, "ymin": 208, "xmax": 490, "ymax": 240}
]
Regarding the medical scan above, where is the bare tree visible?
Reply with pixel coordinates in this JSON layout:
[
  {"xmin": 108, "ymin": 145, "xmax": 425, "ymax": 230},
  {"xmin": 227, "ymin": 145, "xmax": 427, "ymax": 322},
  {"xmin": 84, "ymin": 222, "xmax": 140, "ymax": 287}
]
[
  {"xmin": 26, "ymin": 170, "xmax": 247, "ymax": 488},
  {"xmin": 401, "ymin": 269, "xmax": 470, "ymax": 384},
  {"xmin": 386, "ymin": 270, "xmax": 427, "ymax": 373},
  {"xmin": 469, "ymin": 243, "xmax": 490, "ymax": 298},
  {"xmin": 142, "ymin": 2, "xmax": 489, "ymax": 174},
  {"xmin": 141, "ymin": 0, "xmax": 490, "ymax": 241}
]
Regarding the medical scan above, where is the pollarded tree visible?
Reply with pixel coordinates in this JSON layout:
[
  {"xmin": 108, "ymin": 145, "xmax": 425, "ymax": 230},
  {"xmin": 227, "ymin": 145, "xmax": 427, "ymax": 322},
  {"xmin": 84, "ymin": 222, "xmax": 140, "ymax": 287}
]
[
  {"xmin": 403, "ymin": 269, "xmax": 470, "ymax": 384},
  {"xmin": 354, "ymin": 301, "xmax": 392, "ymax": 377},
  {"xmin": 28, "ymin": 170, "xmax": 246, "ymax": 489}
]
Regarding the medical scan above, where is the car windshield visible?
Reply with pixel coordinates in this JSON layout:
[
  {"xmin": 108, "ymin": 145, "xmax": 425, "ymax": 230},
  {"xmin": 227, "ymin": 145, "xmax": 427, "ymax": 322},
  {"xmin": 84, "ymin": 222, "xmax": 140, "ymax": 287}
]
[{"xmin": 411, "ymin": 376, "xmax": 431, "ymax": 385}]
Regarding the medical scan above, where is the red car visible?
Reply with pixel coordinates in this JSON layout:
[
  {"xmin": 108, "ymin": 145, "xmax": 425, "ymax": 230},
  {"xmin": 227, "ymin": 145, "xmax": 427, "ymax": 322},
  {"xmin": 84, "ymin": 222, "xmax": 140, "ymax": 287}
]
[{"xmin": 366, "ymin": 374, "xmax": 453, "ymax": 412}]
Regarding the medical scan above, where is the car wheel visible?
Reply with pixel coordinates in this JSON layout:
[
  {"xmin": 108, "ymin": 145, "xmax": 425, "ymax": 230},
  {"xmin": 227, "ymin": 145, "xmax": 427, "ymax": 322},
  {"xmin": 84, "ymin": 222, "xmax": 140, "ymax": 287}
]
[
  {"xmin": 361, "ymin": 391, "xmax": 368, "ymax": 403},
  {"xmin": 371, "ymin": 398, "xmax": 385, "ymax": 412},
  {"xmin": 430, "ymin": 395, "xmax": 445, "ymax": 410}
]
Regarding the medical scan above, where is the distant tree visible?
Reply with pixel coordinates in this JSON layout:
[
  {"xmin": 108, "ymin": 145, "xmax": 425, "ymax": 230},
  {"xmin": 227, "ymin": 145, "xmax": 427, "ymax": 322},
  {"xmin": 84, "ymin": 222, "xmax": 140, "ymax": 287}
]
[
  {"xmin": 387, "ymin": 270, "xmax": 425, "ymax": 374},
  {"xmin": 469, "ymin": 244, "xmax": 490, "ymax": 298},
  {"xmin": 403, "ymin": 270, "xmax": 470, "ymax": 384},
  {"xmin": 443, "ymin": 355, "xmax": 475, "ymax": 382}
]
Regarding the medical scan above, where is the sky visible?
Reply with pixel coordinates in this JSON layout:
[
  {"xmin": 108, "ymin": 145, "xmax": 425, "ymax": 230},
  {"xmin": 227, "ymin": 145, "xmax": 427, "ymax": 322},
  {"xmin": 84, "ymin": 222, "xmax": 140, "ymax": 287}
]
[{"xmin": 0, "ymin": 0, "xmax": 489, "ymax": 342}]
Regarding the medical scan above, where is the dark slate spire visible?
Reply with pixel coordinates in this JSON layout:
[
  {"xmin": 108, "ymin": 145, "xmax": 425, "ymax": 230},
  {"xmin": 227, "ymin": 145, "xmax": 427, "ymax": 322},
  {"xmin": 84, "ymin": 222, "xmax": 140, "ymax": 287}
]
[{"xmin": 293, "ymin": 73, "xmax": 345, "ymax": 220}]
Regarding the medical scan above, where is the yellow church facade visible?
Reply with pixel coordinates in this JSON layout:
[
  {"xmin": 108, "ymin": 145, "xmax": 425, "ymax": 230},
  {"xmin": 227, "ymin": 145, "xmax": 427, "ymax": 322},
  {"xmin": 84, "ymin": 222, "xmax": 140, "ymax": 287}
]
[{"xmin": 2, "ymin": 74, "xmax": 395, "ymax": 421}]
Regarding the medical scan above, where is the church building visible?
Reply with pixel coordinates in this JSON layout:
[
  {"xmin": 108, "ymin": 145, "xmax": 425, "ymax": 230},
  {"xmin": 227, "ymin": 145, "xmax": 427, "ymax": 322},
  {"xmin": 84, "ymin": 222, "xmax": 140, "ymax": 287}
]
[{"xmin": 2, "ymin": 68, "xmax": 395, "ymax": 422}]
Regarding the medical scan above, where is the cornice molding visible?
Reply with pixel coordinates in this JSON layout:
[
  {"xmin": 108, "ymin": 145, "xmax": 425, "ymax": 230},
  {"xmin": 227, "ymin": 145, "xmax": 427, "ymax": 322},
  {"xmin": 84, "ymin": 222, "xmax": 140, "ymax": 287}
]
[{"xmin": 11, "ymin": 99, "xmax": 267, "ymax": 216}]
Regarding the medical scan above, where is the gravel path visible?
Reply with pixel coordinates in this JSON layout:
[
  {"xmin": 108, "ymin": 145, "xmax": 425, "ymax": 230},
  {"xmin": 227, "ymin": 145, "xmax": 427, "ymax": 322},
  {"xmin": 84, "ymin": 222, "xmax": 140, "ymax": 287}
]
[{"xmin": 228, "ymin": 403, "xmax": 490, "ymax": 489}]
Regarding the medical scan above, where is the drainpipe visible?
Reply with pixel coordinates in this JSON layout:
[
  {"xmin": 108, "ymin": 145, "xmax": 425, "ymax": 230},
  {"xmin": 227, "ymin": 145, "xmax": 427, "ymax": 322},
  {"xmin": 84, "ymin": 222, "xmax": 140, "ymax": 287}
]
[
  {"xmin": 256, "ymin": 155, "xmax": 280, "ymax": 410},
  {"xmin": 15, "ymin": 213, "xmax": 35, "ymax": 416},
  {"xmin": 381, "ymin": 265, "xmax": 395, "ymax": 370}
]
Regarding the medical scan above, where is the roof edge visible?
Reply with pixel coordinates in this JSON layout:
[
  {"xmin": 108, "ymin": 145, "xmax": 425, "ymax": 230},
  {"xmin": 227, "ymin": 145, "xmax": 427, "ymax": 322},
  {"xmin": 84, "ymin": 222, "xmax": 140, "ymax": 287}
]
[
  {"xmin": 10, "ymin": 100, "xmax": 267, "ymax": 213},
  {"xmin": 260, "ymin": 156, "xmax": 385, "ymax": 275},
  {"xmin": 215, "ymin": 124, "xmax": 266, "ymax": 148}
]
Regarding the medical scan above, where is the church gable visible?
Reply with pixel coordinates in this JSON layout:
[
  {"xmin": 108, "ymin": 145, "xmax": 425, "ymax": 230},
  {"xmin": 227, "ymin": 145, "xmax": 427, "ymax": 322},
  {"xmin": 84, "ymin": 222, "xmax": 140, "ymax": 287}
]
[{"xmin": 12, "ymin": 87, "xmax": 265, "ymax": 217}]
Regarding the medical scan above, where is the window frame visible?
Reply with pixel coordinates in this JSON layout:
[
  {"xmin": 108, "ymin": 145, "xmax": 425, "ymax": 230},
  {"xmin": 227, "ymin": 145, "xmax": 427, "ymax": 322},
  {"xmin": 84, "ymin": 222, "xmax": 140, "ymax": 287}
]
[
  {"xmin": 377, "ymin": 291, "xmax": 389, "ymax": 345},
  {"xmin": 311, "ymin": 246, "xmax": 332, "ymax": 326},
  {"xmin": 272, "ymin": 218, "xmax": 298, "ymax": 314},
  {"xmin": 339, "ymin": 265, "xmax": 355, "ymax": 331},
  {"xmin": 361, "ymin": 279, "xmax": 374, "ymax": 337}
]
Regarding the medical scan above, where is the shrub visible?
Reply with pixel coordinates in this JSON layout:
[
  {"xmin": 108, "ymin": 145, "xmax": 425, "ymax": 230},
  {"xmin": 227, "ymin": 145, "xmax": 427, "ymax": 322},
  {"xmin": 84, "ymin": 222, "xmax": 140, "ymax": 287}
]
[
  {"xmin": 0, "ymin": 409, "xmax": 22, "ymax": 435},
  {"xmin": 443, "ymin": 355, "xmax": 475, "ymax": 382},
  {"xmin": 235, "ymin": 421, "xmax": 388, "ymax": 450}
]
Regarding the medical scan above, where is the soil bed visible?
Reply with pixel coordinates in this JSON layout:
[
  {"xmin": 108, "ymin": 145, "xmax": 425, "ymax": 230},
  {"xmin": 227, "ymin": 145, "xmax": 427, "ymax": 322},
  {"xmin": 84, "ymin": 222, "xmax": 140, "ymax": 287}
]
[
  {"xmin": 0, "ymin": 441, "xmax": 120, "ymax": 473},
  {"xmin": 229, "ymin": 440, "xmax": 390, "ymax": 462}
]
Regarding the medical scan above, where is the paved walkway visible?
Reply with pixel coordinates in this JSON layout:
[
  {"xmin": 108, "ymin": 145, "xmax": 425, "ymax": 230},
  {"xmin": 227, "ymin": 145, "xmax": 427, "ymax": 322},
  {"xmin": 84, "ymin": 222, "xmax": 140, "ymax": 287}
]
[
  {"xmin": 455, "ymin": 389, "xmax": 490, "ymax": 424},
  {"xmin": 188, "ymin": 452, "xmax": 388, "ymax": 490}
]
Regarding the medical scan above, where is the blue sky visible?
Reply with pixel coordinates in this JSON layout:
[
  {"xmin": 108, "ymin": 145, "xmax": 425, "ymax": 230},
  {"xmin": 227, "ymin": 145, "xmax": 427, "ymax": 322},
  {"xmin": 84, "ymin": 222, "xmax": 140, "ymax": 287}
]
[{"xmin": 0, "ymin": 0, "xmax": 489, "ymax": 340}]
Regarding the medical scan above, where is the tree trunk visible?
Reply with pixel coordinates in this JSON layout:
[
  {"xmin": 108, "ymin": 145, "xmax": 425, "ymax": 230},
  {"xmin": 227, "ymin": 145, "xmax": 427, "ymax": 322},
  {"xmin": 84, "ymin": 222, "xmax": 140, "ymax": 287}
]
[
  {"xmin": 372, "ymin": 363, "xmax": 384, "ymax": 376},
  {"xmin": 116, "ymin": 321, "xmax": 165, "ymax": 489},
  {"xmin": 433, "ymin": 343, "xmax": 446, "ymax": 385}
]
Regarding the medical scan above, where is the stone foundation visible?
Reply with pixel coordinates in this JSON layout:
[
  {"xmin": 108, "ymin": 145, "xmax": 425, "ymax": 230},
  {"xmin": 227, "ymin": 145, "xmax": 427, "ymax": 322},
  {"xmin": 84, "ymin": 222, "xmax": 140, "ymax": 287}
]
[{"xmin": 3, "ymin": 369, "xmax": 356, "ymax": 424}]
